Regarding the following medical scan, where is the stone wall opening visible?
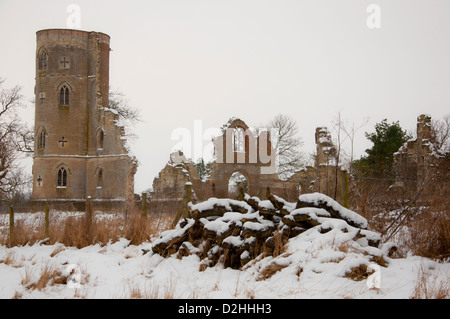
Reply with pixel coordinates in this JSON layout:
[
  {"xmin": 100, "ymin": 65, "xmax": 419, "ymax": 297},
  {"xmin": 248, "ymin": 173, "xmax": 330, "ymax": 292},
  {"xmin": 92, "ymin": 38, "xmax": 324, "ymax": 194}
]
[{"xmin": 228, "ymin": 171, "xmax": 248, "ymax": 198}]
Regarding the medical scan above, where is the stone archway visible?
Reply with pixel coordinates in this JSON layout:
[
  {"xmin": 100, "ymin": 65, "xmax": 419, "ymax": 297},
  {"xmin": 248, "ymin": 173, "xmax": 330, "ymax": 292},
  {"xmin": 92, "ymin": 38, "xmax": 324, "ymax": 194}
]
[
  {"xmin": 206, "ymin": 118, "xmax": 279, "ymax": 199},
  {"xmin": 228, "ymin": 170, "xmax": 249, "ymax": 199}
]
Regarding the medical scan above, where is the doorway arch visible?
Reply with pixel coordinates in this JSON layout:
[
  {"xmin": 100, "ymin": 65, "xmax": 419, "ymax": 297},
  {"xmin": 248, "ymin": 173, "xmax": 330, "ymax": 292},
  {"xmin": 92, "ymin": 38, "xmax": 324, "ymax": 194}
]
[{"xmin": 228, "ymin": 171, "xmax": 249, "ymax": 199}]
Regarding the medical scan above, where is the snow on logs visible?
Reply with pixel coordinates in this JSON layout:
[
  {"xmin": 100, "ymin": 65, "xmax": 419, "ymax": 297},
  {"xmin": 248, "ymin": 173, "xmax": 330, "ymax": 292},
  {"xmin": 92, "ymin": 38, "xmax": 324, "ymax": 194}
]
[{"xmin": 151, "ymin": 190, "xmax": 392, "ymax": 270}]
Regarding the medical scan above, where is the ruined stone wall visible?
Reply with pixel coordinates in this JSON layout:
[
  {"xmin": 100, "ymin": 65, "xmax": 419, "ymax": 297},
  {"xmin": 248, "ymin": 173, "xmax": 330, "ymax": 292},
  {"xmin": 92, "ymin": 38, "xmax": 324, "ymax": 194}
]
[
  {"xmin": 207, "ymin": 118, "xmax": 282, "ymax": 199},
  {"xmin": 392, "ymin": 114, "xmax": 449, "ymax": 197},
  {"xmin": 151, "ymin": 151, "xmax": 199, "ymax": 199},
  {"xmin": 288, "ymin": 127, "xmax": 348, "ymax": 205},
  {"xmin": 151, "ymin": 120, "xmax": 351, "ymax": 206}
]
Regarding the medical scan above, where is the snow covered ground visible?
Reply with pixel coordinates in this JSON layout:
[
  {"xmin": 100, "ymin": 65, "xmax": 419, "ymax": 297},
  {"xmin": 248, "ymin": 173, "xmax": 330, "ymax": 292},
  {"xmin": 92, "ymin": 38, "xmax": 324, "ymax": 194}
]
[{"xmin": 0, "ymin": 211, "xmax": 448, "ymax": 299}]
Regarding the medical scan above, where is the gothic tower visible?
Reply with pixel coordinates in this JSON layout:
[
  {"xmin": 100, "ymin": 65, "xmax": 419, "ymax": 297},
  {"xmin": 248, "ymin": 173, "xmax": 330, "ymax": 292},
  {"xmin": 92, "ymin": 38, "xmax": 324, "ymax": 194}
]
[{"xmin": 32, "ymin": 29, "xmax": 137, "ymax": 208}]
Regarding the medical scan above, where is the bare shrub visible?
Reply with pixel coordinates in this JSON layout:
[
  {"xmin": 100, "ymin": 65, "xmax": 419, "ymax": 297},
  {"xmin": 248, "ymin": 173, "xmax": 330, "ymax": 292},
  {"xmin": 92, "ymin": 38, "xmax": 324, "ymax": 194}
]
[
  {"xmin": 409, "ymin": 211, "xmax": 449, "ymax": 260},
  {"xmin": 396, "ymin": 207, "xmax": 450, "ymax": 261}
]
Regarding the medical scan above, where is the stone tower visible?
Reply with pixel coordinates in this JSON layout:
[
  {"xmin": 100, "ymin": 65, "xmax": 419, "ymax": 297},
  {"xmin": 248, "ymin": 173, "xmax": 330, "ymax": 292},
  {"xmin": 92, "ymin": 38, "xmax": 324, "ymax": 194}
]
[{"xmin": 32, "ymin": 29, "xmax": 137, "ymax": 209}]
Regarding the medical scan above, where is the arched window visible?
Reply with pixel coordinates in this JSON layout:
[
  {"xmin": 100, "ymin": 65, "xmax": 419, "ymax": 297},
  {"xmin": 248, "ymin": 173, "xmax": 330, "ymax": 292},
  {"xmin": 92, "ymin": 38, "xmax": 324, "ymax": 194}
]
[
  {"xmin": 57, "ymin": 167, "xmax": 67, "ymax": 187},
  {"xmin": 38, "ymin": 127, "xmax": 47, "ymax": 150},
  {"xmin": 38, "ymin": 49, "xmax": 47, "ymax": 70},
  {"xmin": 59, "ymin": 85, "xmax": 69, "ymax": 106},
  {"xmin": 97, "ymin": 168, "xmax": 104, "ymax": 188},
  {"xmin": 97, "ymin": 128, "xmax": 104, "ymax": 150},
  {"xmin": 232, "ymin": 127, "xmax": 245, "ymax": 152}
]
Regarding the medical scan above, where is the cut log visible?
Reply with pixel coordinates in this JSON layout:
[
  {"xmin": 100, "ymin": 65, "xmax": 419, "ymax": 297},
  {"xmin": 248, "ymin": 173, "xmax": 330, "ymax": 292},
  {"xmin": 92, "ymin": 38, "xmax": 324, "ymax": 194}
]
[
  {"xmin": 297, "ymin": 193, "xmax": 367, "ymax": 229},
  {"xmin": 244, "ymin": 196, "xmax": 260, "ymax": 211}
]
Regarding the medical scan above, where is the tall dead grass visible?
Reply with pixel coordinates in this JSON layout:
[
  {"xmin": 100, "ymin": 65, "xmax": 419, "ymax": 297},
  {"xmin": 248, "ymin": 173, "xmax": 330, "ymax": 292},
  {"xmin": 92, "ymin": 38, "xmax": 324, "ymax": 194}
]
[
  {"xmin": 21, "ymin": 264, "xmax": 68, "ymax": 291},
  {"xmin": 0, "ymin": 209, "xmax": 173, "ymax": 248},
  {"xmin": 411, "ymin": 265, "xmax": 449, "ymax": 299}
]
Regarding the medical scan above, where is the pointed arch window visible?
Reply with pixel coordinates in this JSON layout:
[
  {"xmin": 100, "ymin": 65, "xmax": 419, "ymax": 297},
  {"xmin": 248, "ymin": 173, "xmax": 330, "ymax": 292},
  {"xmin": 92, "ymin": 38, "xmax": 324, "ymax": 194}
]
[
  {"xmin": 59, "ymin": 85, "xmax": 69, "ymax": 106},
  {"xmin": 38, "ymin": 127, "xmax": 47, "ymax": 150},
  {"xmin": 38, "ymin": 50, "xmax": 47, "ymax": 70},
  {"xmin": 97, "ymin": 168, "xmax": 104, "ymax": 188},
  {"xmin": 232, "ymin": 127, "xmax": 245, "ymax": 153},
  {"xmin": 57, "ymin": 167, "xmax": 67, "ymax": 187},
  {"xmin": 97, "ymin": 128, "xmax": 104, "ymax": 150}
]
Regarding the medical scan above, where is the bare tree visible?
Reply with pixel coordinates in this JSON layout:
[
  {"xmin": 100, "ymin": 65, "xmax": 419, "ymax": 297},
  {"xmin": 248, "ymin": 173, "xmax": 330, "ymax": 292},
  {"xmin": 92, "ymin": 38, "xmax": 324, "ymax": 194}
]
[
  {"xmin": 0, "ymin": 79, "xmax": 22, "ymax": 117},
  {"xmin": 331, "ymin": 111, "xmax": 345, "ymax": 199},
  {"xmin": 269, "ymin": 114, "xmax": 305, "ymax": 180},
  {"xmin": 0, "ymin": 78, "xmax": 31, "ymax": 200},
  {"xmin": 328, "ymin": 110, "xmax": 369, "ymax": 200},
  {"xmin": 108, "ymin": 87, "xmax": 141, "ymax": 139},
  {"xmin": 431, "ymin": 114, "xmax": 450, "ymax": 153},
  {"xmin": 341, "ymin": 117, "xmax": 369, "ymax": 175}
]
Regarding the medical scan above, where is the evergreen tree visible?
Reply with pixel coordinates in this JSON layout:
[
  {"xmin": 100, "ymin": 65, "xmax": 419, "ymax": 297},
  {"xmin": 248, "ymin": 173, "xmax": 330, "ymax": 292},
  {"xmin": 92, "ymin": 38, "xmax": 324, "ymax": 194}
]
[
  {"xmin": 195, "ymin": 158, "xmax": 208, "ymax": 181},
  {"xmin": 354, "ymin": 119, "xmax": 409, "ymax": 178}
]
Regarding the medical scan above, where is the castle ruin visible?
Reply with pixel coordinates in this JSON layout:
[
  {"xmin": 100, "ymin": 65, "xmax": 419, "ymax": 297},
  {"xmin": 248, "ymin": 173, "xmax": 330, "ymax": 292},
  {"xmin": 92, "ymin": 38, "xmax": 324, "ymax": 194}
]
[
  {"xmin": 31, "ymin": 29, "xmax": 137, "ymax": 210},
  {"xmin": 391, "ymin": 114, "xmax": 449, "ymax": 197},
  {"xmin": 150, "ymin": 118, "xmax": 349, "ymax": 208}
]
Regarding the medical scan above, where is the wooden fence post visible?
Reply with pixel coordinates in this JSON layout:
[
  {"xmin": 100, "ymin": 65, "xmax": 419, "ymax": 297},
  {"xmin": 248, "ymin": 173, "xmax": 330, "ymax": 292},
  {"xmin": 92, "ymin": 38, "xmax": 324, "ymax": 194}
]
[{"xmin": 44, "ymin": 202, "xmax": 50, "ymax": 237}]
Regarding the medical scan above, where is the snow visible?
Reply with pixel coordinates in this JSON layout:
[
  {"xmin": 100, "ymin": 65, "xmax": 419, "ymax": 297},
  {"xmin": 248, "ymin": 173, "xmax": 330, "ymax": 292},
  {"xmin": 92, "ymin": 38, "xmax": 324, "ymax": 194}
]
[
  {"xmin": 0, "ymin": 211, "xmax": 448, "ymax": 299},
  {"xmin": 222, "ymin": 236, "xmax": 244, "ymax": 247},
  {"xmin": 289, "ymin": 207, "xmax": 331, "ymax": 218},
  {"xmin": 242, "ymin": 220, "xmax": 272, "ymax": 232},
  {"xmin": 204, "ymin": 218, "xmax": 232, "ymax": 235},
  {"xmin": 298, "ymin": 193, "xmax": 368, "ymax": 229},
  {"xmin": 258, "ymin": 200, "xmax": 275, "ymax": 210},
  {"xmin": 190, "ymin": 198, "xmax": 254, "ymax": 214},
  {"xmin": 152, "ymin": 218, "xmax": 195, "ymax": 246}
]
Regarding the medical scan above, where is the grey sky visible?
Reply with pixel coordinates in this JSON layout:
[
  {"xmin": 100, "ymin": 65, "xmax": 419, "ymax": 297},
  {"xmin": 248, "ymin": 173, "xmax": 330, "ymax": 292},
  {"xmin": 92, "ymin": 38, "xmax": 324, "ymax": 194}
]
[{"xmin": 1, "ymin": 0, "xmax": 449, "ymax": 193}]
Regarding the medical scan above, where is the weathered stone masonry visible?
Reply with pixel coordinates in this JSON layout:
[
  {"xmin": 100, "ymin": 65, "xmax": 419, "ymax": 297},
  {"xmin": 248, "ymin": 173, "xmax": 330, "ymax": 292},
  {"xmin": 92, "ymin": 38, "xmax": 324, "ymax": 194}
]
[
  {"xmin": 391, "ymin": 114, "xmax": 449, "ymax": 197},
  {"xmin": 151, "ymin": 118, "xmax": 349, "ymax": 206},
  {"xmin": 32, "ymin": 29, "xmax": 137, "ymax": 210}
]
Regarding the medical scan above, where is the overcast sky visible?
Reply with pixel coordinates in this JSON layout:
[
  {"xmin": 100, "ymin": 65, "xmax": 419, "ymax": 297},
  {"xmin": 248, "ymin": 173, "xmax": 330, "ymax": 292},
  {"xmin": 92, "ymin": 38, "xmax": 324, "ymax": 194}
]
[{"xmin": 1, "ymin": 0, "xmax": 449, "ymax": 193}]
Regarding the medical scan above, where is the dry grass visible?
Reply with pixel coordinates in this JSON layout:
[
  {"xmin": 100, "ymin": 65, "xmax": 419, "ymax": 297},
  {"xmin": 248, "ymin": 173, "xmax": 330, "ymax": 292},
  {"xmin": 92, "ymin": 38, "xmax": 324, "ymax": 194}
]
[
  {"xmin": 411, "ymin": 265, "xmax": 449, "ymax": 299},
  {"xmin": 0, "ymin": 251, "xmax": 17, "ymax": 266},
  {"xmin": 123, "ymin": 279, "xmax": 176, "ymax": 299},
  {"xmin": 20, "ymin": 262, "xmax": 91, "ymax": 294},
  {"xmin": 336, "ymin": 239, "xmax": 354, "ymax": 253},
  {"xmin": 50, "ymin": 245, "xmax": 65, "ymax": 257},
  {"xmin": 5, "ymin": 220, "xmax": 43, "ymax": 247},
  {"xmin": 22, "ymin": 264, "xmax": 68, "ymax": 291},
  {"xmin": 1, "ymin": 209, "xmax": 173, "ymax": 248},
  {"xmin": 405, "ymin": 209, "xmax": 450, "ymax": 260},
  {"xmin": 257, "ymin": 262, "xmax": 289, "ymax": 281},
  {"xmin": 126, "ymin": 282, "xmax": 152, "ymax": 299},
  {"xmin": 20, "ymin": 266, "xmax": 34, "ymax": 287},
  {"xmin": 344, "ymin": 264, "xmax": 371, "ymax": 281}
]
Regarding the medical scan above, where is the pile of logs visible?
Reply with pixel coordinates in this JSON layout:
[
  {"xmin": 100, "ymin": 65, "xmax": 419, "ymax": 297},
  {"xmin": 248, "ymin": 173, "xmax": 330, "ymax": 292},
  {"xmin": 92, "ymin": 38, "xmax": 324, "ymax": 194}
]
[{"xmin": 151, "ymin": 188, "xmax": 390, "ymax": 270}]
